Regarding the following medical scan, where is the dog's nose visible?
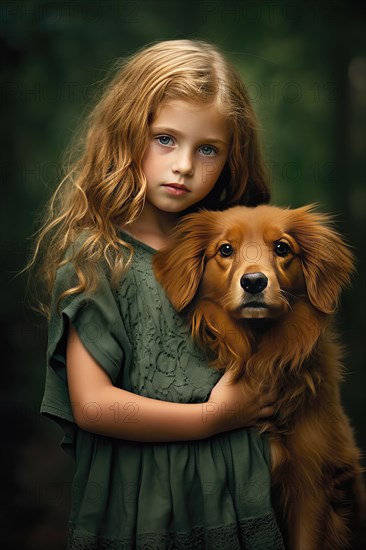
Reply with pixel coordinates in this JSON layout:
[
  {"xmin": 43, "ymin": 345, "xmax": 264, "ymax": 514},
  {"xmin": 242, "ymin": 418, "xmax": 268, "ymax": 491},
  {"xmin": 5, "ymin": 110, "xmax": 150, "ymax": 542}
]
[{"xmin": 240, "ymin": 272, "xmax": 268, "ymax": 294}]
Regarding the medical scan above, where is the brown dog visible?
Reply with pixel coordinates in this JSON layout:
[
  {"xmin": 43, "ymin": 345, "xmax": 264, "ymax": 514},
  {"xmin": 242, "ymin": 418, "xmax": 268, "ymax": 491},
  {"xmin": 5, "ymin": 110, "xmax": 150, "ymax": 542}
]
[{"xmin": 153, "ymin": 204, "xmax": 364, "ymax": 550}]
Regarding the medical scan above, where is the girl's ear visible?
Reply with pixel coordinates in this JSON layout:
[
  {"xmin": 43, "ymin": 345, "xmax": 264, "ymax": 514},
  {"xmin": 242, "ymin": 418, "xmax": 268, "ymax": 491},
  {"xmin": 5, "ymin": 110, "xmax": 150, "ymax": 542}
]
[
  {"xmin": 288, "ymin": 205, "xmax": 355, "ymax": 314},
  {"xmin": 152, "ymin": 211, "xmax": 220, "ymax": 311}
]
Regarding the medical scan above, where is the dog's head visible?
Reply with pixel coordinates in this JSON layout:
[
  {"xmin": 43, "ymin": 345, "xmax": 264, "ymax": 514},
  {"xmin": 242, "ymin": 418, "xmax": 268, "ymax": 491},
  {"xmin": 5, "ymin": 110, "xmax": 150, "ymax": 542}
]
[{"xmin": 153, "ymin": 205, "xmax": 355, "ymax": 318}]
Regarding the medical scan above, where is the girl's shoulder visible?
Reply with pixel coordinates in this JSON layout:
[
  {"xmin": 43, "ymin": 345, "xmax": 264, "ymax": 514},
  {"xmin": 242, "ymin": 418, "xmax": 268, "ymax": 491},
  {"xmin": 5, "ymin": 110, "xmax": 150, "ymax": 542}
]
[
  {"xmin": 54, "ymin": 230, "xmax": 139, "ymax": 291},
  {"xmin": 52, "ymin": 228, "xmax": 163, "ymax": 316}
]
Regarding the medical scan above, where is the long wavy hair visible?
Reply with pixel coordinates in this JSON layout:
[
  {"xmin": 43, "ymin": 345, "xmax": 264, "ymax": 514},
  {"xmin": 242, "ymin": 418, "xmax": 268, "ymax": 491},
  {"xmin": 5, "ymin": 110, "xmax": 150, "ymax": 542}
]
[{"xmin": 26, "ymin": 39, "xmax": 270, "ymax": 318}]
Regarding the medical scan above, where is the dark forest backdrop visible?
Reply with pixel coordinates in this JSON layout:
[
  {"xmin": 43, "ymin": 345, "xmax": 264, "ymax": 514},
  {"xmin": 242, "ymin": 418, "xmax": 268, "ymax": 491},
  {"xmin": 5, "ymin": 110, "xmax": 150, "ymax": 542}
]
[{"xmin": 1, "ymin": 1, "xmax": 365, "ymax": 548}]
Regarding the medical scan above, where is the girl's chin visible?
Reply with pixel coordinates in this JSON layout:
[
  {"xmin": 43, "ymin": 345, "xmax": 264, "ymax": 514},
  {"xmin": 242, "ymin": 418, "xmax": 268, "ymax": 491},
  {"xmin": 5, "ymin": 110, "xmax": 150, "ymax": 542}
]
[{"xmin": 144, "ymin": 200, "xmax": 190, "ymax": 216}]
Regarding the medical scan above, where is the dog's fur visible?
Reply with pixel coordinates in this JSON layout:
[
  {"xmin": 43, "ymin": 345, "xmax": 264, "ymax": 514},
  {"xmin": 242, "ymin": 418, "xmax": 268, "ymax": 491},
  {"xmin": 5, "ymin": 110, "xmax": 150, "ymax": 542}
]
[{"xmin": 153, "ymin": 204, "xmax": 364, "ymax": 550}]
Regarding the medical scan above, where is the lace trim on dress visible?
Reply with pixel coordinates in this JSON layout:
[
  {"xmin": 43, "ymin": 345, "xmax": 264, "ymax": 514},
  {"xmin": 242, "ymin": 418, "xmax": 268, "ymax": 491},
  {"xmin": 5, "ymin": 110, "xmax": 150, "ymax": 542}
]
[
  {"xmin": 117, "ymin": 243, "xmax": 220, "ymax": 403},
  {"xmin": 68, "ymin": 513, "xmax": 285, "ymax": 549}
]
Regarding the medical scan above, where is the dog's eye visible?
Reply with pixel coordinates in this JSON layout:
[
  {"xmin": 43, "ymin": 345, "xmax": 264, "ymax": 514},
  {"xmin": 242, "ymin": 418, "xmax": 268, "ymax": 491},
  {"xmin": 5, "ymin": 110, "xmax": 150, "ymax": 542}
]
[
  {"xmin": 274, "ymin": 241, "xmax": 291, "ymax": 257},
  {"xmin": 219, "ymin": 243, "xmax": 233, "ymax": 257}
]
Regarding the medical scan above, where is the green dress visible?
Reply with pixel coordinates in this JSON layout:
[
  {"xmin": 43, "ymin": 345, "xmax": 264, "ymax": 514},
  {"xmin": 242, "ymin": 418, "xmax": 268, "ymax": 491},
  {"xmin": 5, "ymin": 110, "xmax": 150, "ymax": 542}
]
[{"xmin": 40, "ymin": 231, "xmax": 285, "ymax": 550}]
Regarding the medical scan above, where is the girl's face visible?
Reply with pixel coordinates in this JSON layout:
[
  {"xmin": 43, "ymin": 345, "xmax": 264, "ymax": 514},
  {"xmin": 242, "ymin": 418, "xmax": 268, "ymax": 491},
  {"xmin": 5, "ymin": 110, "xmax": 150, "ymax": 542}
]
[{"xmin": 141, "ymin": 99, "xmax": 230, "ymax": 214}]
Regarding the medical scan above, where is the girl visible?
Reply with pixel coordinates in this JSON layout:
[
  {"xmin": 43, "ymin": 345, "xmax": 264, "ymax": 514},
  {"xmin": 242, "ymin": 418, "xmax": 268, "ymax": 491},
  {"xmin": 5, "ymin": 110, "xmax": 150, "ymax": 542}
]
[{"xmin": 32, "ymin": 40, "xmax": 285, "ymax": 549}]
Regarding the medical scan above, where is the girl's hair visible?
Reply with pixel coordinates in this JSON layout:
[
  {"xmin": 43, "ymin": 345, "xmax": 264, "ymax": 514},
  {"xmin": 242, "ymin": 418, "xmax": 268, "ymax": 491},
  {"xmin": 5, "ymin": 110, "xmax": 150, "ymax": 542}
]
[{"xmin": 26, "ymin": 39, "xmax": 270, "ymax": 318}]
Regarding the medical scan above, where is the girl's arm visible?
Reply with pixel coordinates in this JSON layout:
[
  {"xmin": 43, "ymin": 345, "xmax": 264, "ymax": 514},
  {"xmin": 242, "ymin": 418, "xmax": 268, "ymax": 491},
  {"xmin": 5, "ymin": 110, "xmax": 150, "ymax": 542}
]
[{"xmin": 66, "ymin": 324, "xmax": 274, "ymax": 442}]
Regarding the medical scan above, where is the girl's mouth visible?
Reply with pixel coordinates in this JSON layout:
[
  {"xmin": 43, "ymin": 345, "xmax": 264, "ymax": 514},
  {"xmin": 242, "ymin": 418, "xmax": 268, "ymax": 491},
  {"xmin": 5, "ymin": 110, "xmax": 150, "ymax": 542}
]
[{"xmin": 162, "ymin": 184, "xmax": 190, "ymax": 196}]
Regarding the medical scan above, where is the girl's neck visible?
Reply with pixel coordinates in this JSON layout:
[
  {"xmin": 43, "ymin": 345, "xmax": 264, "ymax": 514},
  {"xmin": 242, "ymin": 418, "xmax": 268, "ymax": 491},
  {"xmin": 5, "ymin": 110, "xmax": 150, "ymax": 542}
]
[{"xmin": 121, "ymin": 204, "xmax": 180, "ymax": 250}]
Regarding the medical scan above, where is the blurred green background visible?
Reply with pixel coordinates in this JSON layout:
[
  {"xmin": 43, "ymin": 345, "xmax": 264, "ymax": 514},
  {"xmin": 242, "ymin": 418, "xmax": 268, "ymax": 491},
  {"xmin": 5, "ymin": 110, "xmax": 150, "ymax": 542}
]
[{"xmin": 1, "ymin": 0, "xmax": 365, "ymax": 548}]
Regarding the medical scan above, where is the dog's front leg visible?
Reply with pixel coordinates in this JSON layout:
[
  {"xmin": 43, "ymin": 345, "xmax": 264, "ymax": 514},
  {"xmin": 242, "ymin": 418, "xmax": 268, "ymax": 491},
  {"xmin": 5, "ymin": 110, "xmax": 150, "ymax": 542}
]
[{"xmin": 271, "ymin": 456, "xmax": 327, "ymax": 549}]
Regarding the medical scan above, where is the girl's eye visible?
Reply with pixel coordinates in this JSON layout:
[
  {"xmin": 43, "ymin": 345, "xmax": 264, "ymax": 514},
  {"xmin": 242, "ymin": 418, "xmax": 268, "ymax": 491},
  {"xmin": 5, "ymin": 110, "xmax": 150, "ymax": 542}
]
[
  {"xmin": 200, "ymin": 145, "xmax": 217, "ymax": 156},
  {"xmin": 157, "ymin": 136, "xmax": 174, "ymax": 146},
  {"xmin": 219, "ymin": 243, "xmax": 233, "ymax": 257},
  {"xmin": 274, "ymin": 241, "xmax": 291, "ymax": 257}
]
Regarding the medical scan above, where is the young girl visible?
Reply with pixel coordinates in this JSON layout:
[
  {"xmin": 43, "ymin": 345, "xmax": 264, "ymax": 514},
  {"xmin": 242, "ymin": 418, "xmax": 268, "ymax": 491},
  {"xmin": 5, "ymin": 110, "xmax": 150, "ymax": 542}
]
[{"xmin": 33, "ymin": 40, "xmax": 285, "ymax": 549}]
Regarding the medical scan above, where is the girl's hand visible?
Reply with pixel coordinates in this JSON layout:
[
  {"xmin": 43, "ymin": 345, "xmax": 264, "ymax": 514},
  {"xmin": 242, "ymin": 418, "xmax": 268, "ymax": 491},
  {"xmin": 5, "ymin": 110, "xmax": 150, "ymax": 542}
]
[{"xmin": 206, "ymin": 370, "xmax": 276, "ymax": 435}]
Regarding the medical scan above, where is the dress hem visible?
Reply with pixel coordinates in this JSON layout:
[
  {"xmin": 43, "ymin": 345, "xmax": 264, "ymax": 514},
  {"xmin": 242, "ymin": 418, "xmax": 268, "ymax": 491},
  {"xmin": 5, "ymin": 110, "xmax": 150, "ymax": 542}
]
[{"xmin": 67, "ymin": 512, "xmax": 285, "ymax": 550}]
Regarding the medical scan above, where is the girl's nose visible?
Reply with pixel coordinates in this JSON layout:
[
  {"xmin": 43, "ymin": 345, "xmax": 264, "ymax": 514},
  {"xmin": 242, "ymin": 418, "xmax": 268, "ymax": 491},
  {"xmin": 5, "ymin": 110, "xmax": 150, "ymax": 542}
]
[{"xmin": 172, "ymin": 149, "xmax": 194, "ymax": 176}]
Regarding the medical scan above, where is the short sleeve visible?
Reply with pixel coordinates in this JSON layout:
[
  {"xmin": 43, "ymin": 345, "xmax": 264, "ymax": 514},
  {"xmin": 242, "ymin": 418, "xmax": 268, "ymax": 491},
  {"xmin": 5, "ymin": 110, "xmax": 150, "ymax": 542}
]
[{"xmin": 40, "ymin": 260, "xmax": 131, "ymax": 455}]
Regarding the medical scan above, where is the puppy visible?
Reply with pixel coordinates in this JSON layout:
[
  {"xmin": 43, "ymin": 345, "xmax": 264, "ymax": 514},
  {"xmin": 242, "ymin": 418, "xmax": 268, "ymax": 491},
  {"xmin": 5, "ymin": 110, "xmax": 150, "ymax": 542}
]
[{"xmin": 153, "ymin": 204, "xmax": 364, "ymax": 550}]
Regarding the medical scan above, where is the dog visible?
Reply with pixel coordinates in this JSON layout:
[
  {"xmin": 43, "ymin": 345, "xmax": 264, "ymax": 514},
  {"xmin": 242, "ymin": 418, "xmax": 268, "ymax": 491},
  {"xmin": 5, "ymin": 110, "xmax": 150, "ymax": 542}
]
[{"xmin": 153, "ymin": 204, "xmax": 364, "ymax": 550}]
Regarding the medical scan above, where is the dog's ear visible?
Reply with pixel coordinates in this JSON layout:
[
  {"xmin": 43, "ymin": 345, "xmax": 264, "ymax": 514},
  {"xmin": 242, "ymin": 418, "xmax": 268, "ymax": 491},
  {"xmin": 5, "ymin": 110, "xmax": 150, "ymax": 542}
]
[
  {"xmin": 288, "ymin": 205, "xmax": 355, "ymax": 314},
  {"xmin": 152, "ymin": 210, "xmax": 220, "ymax": 311}
]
